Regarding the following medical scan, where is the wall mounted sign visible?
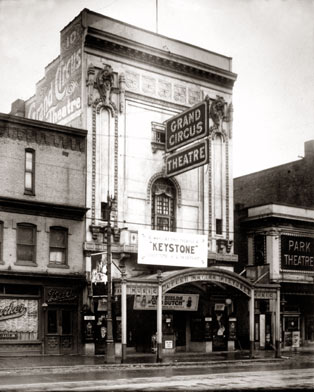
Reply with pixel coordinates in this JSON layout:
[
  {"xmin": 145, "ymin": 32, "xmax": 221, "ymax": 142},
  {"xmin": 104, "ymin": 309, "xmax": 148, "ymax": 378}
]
[
  {"xmin": 281, "ymin": 235, "xmax": 314, "ymax": 271},
  {"xmin": 166, "ymin": 139, "xmax": 209, "ymax": 177},
  {"xmin": 46, "ymin": 288, "xmax": 78, "ymax": 304},
  {"xmin": 165, "ymin": 100, "xmax": 208, "ymax": 152},
  {"xmin": 138, "ymin": 229, "xmax": 208, "ymax": 268},
  {"xmin": 133, "ymin": 293, "xmax": 199, "ymax": 311},
  {"xmin": 0, "ymin": 299, "xmax": 38, "ymax": 341}
]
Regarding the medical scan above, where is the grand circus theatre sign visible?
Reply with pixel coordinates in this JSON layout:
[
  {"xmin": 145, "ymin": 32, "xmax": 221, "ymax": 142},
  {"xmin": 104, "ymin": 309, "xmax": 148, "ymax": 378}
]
[
  {"xmin": 138, "ymin": 229, "xmax": 208, "ymax": 268},
  {"xmin": 26, "ymin": 21, "xmax": 82, "ymax": 125},
  {"xmin": 281, "ymin": 235, "xmax": 314, "ymax": 271}
]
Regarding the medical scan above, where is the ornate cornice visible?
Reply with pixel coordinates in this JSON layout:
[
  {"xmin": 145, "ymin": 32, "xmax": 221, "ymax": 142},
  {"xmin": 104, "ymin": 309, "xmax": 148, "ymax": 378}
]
[
  {"xmin": 0, "ymin": 197, "xmax": 88, "ymax": 221},
  {"xmin": 85, "ymin": 34, "xmax": 236, "ymax": 89},
  {"xmin": 0, "ymin": 114, "xmax": 86, "ymax": 152}
]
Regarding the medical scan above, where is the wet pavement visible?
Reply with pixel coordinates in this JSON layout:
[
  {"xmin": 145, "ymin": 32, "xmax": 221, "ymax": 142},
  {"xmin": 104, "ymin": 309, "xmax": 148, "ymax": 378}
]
[{"xmin": 0, "ymin": 348, "xmax": 313, "ymax": 391}]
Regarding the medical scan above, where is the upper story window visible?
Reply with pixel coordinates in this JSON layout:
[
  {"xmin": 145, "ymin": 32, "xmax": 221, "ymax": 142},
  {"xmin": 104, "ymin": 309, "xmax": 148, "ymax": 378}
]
[
  {"xmin": 152, "ymin": 178, "xmax": 176, "ymax": 232},
  {"xmin": 16, "ymin": 223, "xmax": 36, "ymax": 265},
  {"xmin": 0, "ymin": 222, "xmax": 3, "ymax": 262},
  {"xmin": 24, "ymin": 149, "xmax": 35, "ymax": 195},
  {"xmin": 49, "ymin": 227, "xmax": 68, "ymax": 266},
  {"xmin": 151, "ymin": 122, "xmax": 165, "ymax": 153}
]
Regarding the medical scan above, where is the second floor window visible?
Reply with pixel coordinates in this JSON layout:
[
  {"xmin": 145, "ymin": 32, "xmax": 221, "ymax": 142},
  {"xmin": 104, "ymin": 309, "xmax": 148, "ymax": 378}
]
[
  {"xmin": 49, "ymin": 227, "xmax": 68, "ymax": 265},
  {"xmin": 152, "ymin": 178, "xmax": 176, "ymax": 232},
  {"xmin": 25, "ymin": 149, "xmax": 35, "ymax": 195},
  {"xmin": 16, "ymin": 223, "xmax": 36, "ymax": 265}
]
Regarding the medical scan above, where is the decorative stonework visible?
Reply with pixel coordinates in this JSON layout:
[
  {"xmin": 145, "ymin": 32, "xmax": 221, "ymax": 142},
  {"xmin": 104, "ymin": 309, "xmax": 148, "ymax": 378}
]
[
  {"xmin": 0, "ymin": 125, "xmax": 85, "ymax": 152},
  {"xmin": 188, "ymin": 89, "xmax": 201, "ymax": 105},
  {"xmin": 158, "ymin": 80, "xmax": 171, "ymax": 99},
  {"xmin": 147, "ymin": 172, "xmax": 182, "ymax": 208},
  {"xmin": 119, "ymin": 73, "xmax": 126, "ymax": 113},
  {"xmin": 96, "ymin": 65, "xmax": 115, "ymax": 106},
  {"xmin": 209, "ymin": 96, "xmax": 226, "ymax": 130},
  {"xmin": 174, "ymin": 85, "xmax": 186, "ymax": 104},
  {"xmin": 125, "ymin": 71, "xmax": 140, "ymax": 91},
  {"xmin": 142, "ymin": 75, "xmax": 156, "ymax": 95}
]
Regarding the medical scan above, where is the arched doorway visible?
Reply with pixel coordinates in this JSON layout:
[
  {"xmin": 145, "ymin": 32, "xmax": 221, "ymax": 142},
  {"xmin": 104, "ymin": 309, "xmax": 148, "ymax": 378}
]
[{"xmin": 161, "ymin": 268, "xmax": 252, "ymax": 353}]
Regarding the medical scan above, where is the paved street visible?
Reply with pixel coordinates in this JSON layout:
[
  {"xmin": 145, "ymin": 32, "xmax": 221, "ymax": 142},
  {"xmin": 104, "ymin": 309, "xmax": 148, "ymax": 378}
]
[
  {"xmin": 0, "ymin": 350, "xmax": 313, "ymax": 391},
  {"xmin": 0, "ymin": 367, "xmax": 313, "ymax": 391}
]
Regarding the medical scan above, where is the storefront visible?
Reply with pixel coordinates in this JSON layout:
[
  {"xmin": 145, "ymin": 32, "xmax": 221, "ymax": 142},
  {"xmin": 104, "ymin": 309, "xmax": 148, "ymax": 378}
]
[
  {"xmin": 113, "ymin": 267, "xmax": 280, "ymax": 361},
  {"xmin": 0, "ymin": 274, "xmax": 85, "ymax": 356}
]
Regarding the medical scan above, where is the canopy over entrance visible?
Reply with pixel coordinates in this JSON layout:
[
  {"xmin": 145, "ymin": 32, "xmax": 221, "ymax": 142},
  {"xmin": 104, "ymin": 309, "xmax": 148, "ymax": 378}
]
[{"xmin": 114, "ymin": 267, "xmax": 253, "ymax": 297}]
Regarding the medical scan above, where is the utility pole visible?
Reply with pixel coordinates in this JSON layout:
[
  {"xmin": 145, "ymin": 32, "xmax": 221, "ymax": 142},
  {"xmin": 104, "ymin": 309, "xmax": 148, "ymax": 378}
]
[{"xmin": 103, "ymin": 195, "xmax": 115, "ymax": 364}]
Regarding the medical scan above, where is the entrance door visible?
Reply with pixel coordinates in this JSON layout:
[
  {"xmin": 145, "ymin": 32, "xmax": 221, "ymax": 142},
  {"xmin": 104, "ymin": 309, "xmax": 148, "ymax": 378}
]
[{"xmin": 45, "ymin": 308, "xmax": 76, "ymax": 354}]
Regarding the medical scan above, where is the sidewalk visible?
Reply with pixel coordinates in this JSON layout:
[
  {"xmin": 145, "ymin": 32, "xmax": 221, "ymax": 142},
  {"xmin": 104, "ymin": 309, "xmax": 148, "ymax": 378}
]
[{"xmin": 0, "ymin": 349, "xmax": 287, "ymax": 374}]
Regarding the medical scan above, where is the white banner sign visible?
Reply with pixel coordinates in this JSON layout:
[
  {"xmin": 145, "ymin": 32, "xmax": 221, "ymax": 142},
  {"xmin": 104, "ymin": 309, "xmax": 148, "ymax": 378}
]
[
  {"xmin": 134, "ymin": 293, "xmax": 199, "ymax": 311},
  {"xmin": 138, "ymin": 229, "xmax": 208, "ymax": 268}
]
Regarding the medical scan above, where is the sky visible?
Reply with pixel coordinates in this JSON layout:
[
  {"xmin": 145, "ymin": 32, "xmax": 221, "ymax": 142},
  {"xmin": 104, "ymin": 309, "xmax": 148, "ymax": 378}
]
[{"xmin": 0, "ymin": 0, "xmax": 313, "ymax": 177}]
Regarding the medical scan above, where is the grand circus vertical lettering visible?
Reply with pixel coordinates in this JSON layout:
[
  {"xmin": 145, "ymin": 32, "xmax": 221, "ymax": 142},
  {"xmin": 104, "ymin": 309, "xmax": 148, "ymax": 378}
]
[{"xmin": 26, "ymin": 22, "xmax": 82, "ymax": 126}]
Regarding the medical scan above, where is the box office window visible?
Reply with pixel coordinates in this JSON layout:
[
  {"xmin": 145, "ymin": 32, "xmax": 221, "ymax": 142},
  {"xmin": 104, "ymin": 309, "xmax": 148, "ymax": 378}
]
[
  {"xmin": 16, "ymin": 223, "xmax": 36, "ymax": 265},
  {"xmin": 24, "ymin": 149, "xmax": 35, "ymax": 195},
  {"xmin": 49, "ymin": 227, "xmax": 68, "ymax": 265}
]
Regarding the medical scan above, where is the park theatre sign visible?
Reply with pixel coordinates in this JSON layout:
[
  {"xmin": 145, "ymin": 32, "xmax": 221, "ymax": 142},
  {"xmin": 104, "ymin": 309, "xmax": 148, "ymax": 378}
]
[{"xmin": 281, "ymin": 235, "xmax": 314, "ymax": 271}]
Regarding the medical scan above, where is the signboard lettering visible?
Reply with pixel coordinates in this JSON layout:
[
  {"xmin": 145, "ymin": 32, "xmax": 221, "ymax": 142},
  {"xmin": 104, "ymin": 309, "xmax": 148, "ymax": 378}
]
[
  {"xmin": 0, "ymin": 301, "xmax": 27, "ymax": 321},
  {"xmin": 165, "ymin": 101, "xmax": 208, "ymax": 152},
  {"xmin": 281, "ymin": 235, "xmax": 314, "ymax": 271},
  {"xmin": 133, "ymin": 293, "xmax": 199, "ymax": 311},
  {"xmin": 138, "ymin": 229, "xmax": 208, "ymax": 268},
  {"xmin": 166, "ymin": 139, "xmax": 209, "ymax": 177}
]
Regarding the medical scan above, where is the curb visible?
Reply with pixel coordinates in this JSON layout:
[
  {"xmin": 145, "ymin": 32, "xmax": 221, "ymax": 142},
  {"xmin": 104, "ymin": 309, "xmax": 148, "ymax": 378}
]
[{"xmin": 0, "ymin": 357, "xmax": 285, "ymax": 376}]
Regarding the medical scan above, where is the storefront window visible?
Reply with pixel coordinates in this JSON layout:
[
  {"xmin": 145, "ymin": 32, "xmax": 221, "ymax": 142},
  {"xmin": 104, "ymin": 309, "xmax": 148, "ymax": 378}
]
[{"xmin": 0, "ymin": 298, "xmax": 38, "ymax": 341}]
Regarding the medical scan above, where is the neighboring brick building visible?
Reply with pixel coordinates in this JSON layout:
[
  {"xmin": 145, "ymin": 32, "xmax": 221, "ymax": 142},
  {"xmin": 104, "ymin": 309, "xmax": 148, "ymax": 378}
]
[
  {"xmin": 0, "ymin": 113, "xmax": 87, "ymax": 355},
  {"xmin": 234, "ymin": 140, "xmax": 314, "ymax": 350}
]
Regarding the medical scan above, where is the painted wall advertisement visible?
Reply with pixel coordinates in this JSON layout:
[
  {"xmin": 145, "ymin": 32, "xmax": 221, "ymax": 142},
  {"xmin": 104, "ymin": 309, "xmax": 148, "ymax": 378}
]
[
  {"xmin": 138, "ymin": 229, "xmax": 208, "ymax": 268},
  {"xmin": 134, "ymin": 293, "xmax": 199, "ymax": 311},
  {"xmin": 0, "ymin": 299, "xmax": 38, "ymax": 340},
  {"xmin": 26, "ymin": 21, "xmax": 83, "ymax": 126},
  {"xmin": 281, "ymin": 235, "xmax": 314, "ymax": 271}
]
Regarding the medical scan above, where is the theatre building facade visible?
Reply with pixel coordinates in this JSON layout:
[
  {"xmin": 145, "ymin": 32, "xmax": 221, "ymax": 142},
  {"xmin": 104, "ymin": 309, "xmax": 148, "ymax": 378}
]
[
  {"xmin": 10, "ymin": 9, "xmax": 280, "ymax": 359},
  {"xmin": 234, "ymin": 140, "xmax": 314, "ymax": 351}
]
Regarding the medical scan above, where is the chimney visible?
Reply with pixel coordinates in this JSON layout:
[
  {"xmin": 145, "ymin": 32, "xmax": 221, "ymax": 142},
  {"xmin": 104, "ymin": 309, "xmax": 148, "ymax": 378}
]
[
  {"xmin": 304, "ymin": 140, "xmax": 314, "ymax": 159},
  {"xmin": 10, "ymin": 99, "xmax": 25, "ymax": 117}
]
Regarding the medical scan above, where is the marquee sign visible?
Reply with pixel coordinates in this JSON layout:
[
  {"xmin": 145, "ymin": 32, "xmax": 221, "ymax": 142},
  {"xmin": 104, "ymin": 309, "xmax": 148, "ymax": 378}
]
[
  {"xmin": 281, "ymin": 235, "xmax": 314, "ymax": 271},
  {"xmin": 163, "ymin": 271, "xmax": 251, "ymax": 296},
  {"xmin": 166, "ymin": 139, "xmax": 209, "ymax": 177},
  {"xmin": 138, "ymin": 229, "xmax": 208, "ymax": 268},
  {"xmin": 165, "ymin": 100, "xmax": 208, "ymax": 152}
]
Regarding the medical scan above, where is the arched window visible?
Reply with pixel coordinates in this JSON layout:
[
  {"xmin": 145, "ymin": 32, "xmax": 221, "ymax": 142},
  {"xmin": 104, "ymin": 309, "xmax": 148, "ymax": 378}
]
[{"xmin": 151, "ymin": 178, "xmax": 176, "ymax": 232}]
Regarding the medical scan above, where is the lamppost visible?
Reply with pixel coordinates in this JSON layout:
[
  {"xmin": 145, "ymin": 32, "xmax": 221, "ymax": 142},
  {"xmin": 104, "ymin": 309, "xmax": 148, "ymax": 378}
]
[{"xmin": 102, "ymin": 194, "xmax": 116, "ymax": 364}]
